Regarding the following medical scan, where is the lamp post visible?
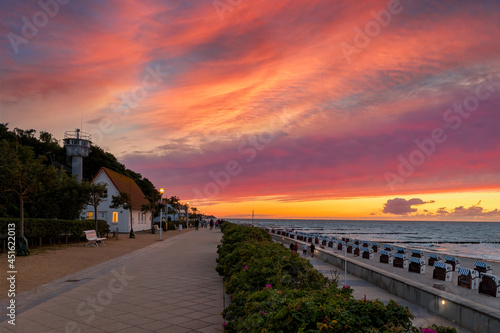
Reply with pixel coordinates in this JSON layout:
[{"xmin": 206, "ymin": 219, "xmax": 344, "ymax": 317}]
[
  {"xmin": 186, "ymin": 201, "xmax": 189, "ymax": 229},
  {"xmin": 159, "ymin": 188, "xmax": 164, "ymax": 240}
]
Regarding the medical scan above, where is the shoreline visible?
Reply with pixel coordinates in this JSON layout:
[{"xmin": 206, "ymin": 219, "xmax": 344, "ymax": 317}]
[{"xmin": 270, "ymin": 228, "xmax": 500, "ymax": 312}]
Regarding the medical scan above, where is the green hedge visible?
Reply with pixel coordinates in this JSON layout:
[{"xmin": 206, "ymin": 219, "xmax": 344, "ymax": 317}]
[
  {"xmin": 217, "ymin": 223, "xmax": 457, "ymax": 333},
  {"xmin": 0, "ymin": 218, "xmax": 110, "ymax": 248}
]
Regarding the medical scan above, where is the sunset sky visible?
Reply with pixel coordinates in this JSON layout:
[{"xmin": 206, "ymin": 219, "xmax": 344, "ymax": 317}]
[{"xmin": 1, "ymin": 0, "xmax": 500, "ymax": 220}]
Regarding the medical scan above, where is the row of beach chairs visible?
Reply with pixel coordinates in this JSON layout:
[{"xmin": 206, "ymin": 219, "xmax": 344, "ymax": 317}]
[{"xmin": 268, "ymin": 228, "xmax": 500, "ymax": 298}]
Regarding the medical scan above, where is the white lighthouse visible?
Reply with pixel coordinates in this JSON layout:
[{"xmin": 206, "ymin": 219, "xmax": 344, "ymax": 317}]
[{"xmin": 64, "ymin": 129, "xmax": 91, "ymax": 181}]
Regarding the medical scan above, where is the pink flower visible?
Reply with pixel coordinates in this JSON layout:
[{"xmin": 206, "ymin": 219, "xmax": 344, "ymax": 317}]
[
  {"xmin": 261, "ymin": 311, "xmax": 265, "ymax": 315},
  {"xmin": 422, "ymin": 329, "xmax": 437, "ymax": 333},
  {"xmin": 244, "ymin": 265, "xmax": 248, "ymax": 270},
  {"xmin": 265, "ymin": 284, "xmax": 272, "ymax": 288},
  {"xmin": 223, "ymin": 322, "xmax": 226, "ymax": 327}
]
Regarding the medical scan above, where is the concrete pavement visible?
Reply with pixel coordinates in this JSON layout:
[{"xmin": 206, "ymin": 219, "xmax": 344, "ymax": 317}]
[{"xmin": 1, "ymin": 229, "xmax": 225, "ymax": 333}]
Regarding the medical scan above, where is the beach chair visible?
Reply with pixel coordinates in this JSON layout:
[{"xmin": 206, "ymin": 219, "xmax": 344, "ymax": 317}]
[
  {"xmin": 408, "ymin": 257, "xmax": 426, "ymax": 274},
  {"xmin": 290, "ymin": 233, "xmax": 295, "ymax": 239},
  {"xmin": 353, "ymin": 245, "xmax": 360, "ymax": 256},
  {"xmin": 362, "ymin": 247, "xmax": 373, "ymax": 260},
  {"xmin": 433, "ymin": 262, "xmax": 452, "ymax": 282},
  {"xmin": 322, "ymin": 238, "xmax": 327, "ymax": 246},
  {"xmin": 411, "ymin": 250, "xmax": 424, "ymax": 258},
  {"xmin": 362, "ymin": 241, "xmax": 370, "ymax": 248},
  {"xmin": 271, "ymin": 229, "xmax": 276, "ymax": 234},
  {"xmin": 328, "ymin": 240, "xmax": 334, "ymax": 248},
  {"xmin": 445, "ymin": 256, "xmax": 460, "ymax": 271},
  {"xmin": 428, "ymin": 253, "xmax": 442, "ymax": 266},
  {"xmin": 337, "ymin": 240, "xmax": 344, "ymax": 250},
  {"xmin": 371, "ymin": 242, "xmax": 379, "ymax": 252},
  {"xmin": 315, "ymin": 237, "xmax": 319, "ymax": 244},
  {"xmin": 396, "ymin": 247, "xmax": 407, "ymax": 254},
  {"xmin": 379, "ymin": 250, "xmax": 393, "ymax": 264},
  {"xmin": 393, "ymin": 253, "xmax": 408, "ymax": 269},
  {"xmin": 83, "ymin": 230, "xmax": 106, "ymax": 248},
  {"xmin": 479, "ymin": 273, "xmax": 500, "ymax": 297},
  {"xmin": 342, "ymin": 237, "xmax": 351, "ymax": 243},
  {"xmin": 474, "ymin": 261, "xmax": 492, "ymax": 275},
  {"xmin": 383, "ymin": 245, "xmax": 394, "ymax": 253},
  {"xmin": 457, "ymin": 267, "xmax": 479, "ymax": 289},
  {"xmin": 354, "ymin": 239, "xmax": 360, "ymax": 245},
  {"xmin": 307, "ymin": 237, "xmax": 313, "ymax": 243},
  {"xmin": 347, "ymin": 243, "xmax": 353, "ymax": 254}
]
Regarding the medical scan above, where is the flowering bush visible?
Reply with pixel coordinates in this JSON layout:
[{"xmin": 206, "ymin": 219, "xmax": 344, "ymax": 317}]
[{"xmin": 217, "ymin": 223, "xmax": 457, "ymax": 333}]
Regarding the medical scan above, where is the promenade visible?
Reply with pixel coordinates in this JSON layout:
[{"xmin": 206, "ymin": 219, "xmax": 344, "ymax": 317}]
[{"xmin": 0, "ymin": 229, "xmax": 224, "ymax": 333}]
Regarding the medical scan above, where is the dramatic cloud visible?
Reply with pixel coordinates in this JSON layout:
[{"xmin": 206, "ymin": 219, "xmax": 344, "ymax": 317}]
[
  {"xmin": 382, "ymin": 198, "xmax": 434, "ymax": 215},
  {"xmin": 2, "ymin": 0, "xmax": 500, "ymax": 217}
]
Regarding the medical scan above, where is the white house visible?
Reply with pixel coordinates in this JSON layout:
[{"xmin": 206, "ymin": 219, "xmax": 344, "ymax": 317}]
[{"xmin": 82, "ymin": 167, "xmax": 152, "ymax": 233}]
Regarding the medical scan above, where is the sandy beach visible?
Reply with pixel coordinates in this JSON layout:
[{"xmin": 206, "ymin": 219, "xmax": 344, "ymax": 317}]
[
  {"xmin": 0, "ymin": 229, "xmax": 193, "ymax": 298},
  {"xmin": 285, "ymin": 234, "xmax": 500, "ymax": 311}
]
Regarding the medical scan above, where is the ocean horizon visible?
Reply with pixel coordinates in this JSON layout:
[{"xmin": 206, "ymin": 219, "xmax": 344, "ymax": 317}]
[{"xmin": 228, "ymin": 218, "xmax": 500, "ymax": 261}]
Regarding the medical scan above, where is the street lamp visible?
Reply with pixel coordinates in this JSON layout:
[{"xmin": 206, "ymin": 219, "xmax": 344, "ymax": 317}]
[
  {"xmin": 186, "ymin": 201, "xmax": 189, "ymax": 229},
  {"xmin": 159, "ymin": 188, "xmax": 164, "ymax": 240}
]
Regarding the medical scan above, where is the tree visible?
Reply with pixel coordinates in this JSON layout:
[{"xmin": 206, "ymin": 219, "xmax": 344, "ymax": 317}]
[
  {"xmin": 142, "ymin": 189, "xmax": 163, "ymax": 233},
  {"xmin": 0, "ymin": 140, "xmax": 45, "ymax": 255},
  {"xmin": 87, "ymin": 182, "xmax": 108, "ymax": 233},
  {"xmin": 110, "ymin": 192, "xmax": 134, "ymax": 238}
]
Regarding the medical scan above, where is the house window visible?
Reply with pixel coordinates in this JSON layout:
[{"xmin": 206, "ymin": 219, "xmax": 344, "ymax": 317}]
[
  {"xmin": 112, "ymin": 212, "xmax": 118, "ymax": 223},
  {"xmin": 103, "ymin": 190, "xmax": 108, "ymax": 199},
  {"xmin": 87, "ymin": 211, "xmax": 93, "ymax": 220}
]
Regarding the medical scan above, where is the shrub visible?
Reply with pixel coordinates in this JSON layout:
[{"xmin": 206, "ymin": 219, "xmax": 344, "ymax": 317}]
[{"xmin": 217, "ymin": 223, "xmax": 457, "ymax": 333}]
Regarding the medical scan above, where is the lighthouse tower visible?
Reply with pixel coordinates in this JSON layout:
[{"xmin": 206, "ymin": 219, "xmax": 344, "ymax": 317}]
[{"xmin": 64, "ymin": 129, "xmax": 91, "ymax": 181}]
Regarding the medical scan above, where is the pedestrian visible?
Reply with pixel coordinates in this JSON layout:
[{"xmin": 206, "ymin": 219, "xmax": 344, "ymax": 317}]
[
  {"xmin": 289, "ymin": 242, "xmax": 295, "ymax": 252},
  {"xmin": 194, "ymin": 219, "xmax": 199, "ymax": 231},
  {"xmin": 302, "ymin": 243, "xmax": 307, "ymax": 255},
  {"xmin": 209, "ymin": 219, "xmax": 214, "ymax": 230},
  {"xmin": 294, "ymin": 243, "xmax": 298, "ymax": 252},
  {"xmin": 310, "ymin": 243, "xmax": 316, "ymax": 257}
]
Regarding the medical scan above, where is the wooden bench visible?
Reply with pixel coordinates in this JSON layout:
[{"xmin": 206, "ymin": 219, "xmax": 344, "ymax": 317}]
[
  {"xmin": 457, "ymin": 267, "xmax": 479, "ymax": 289},
  {"xmin": 379, "ymin": 250, "xmax": 393, "ymax": 264},
  {"xmin": 409, "ymin": 257, "xmax": 425, "ymax": 274},
  {"xmin": 478, "ymin": 274, "xmax": 500, "ymax": 297},
  {"xmin": 428, "ymin": 253, "xmax": 441, "ymax": 266},
  {"xmin": 433, "ymin": 262, "xmax": 452, "ymax": 282},
  {"xmin": 83, "ymin": 230, "xmax": 106, "ymax": 247},
  {"xmin": 393, "ymin": 253, "xmax": 408, "ymax": 269}
]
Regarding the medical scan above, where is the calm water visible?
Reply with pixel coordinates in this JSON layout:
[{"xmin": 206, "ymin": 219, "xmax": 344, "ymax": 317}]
[{"xmin": 228, "ymin": 219, "xmax": 500, "ymax": 261}]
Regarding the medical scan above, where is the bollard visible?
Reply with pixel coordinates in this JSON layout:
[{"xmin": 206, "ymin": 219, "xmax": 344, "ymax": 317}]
[{"xmin": 116, "ymin": 228, "xmax": 119, "ymax": 240}]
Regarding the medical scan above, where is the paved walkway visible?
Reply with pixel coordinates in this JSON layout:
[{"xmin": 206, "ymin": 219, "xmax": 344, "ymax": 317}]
[
  {"xmin": 0, "ymin": 229, "xmax": 225, "ymax": 333},
  {"xmin": 304, "ymin": 255, "xmax": 469, "ymax": 332}
]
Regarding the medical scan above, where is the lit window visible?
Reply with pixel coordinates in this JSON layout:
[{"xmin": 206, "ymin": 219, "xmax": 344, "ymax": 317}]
[
  {"xmin": 112, "ymin": 212, "xmax": 118, "ymax": 223},
  {"xmin": 87, "ymin": 211, "xmax": 93, "ymax": 220}
]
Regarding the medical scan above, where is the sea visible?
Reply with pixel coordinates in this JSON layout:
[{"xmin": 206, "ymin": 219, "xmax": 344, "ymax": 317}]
[{"xmin": 227, "ymin": 219, "xmax": 500, "ymax": 262}]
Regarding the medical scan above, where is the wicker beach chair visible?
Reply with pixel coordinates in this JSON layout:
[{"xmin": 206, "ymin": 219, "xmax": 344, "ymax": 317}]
[
  {"xmin": 474, "ymin": 261, "xmax": 492, "ymax": 275},
  {"xmin": 409, "ymin": 257, "xmax": 426, "ymax": 274},
  {"xmin": 328, "ymin": 240, "xmax": 334, "ymax": 248},
  {"xmin": 379, "ymin": 250, "xmax": 393, "ymax": 264},
  {"xmin": 353, "ymin": 245, "xmax": 361, "ymax": 256},
  {"xmin": 362, "ymin": 247, "xmax": 373, "ymax": 260},
  {"xmin": 393, "ymin": 253, "xmax": 408, "ymax": 269},
  {"xmin": 371, "ymin": 242, "xmax": 379, "ymax": 252},
  {"xmin": 337, "ymin": 240, "xmax": 344, "ymax": 250},
  {"xmin": 397, "ymin": 247, "xmax": 407, "ymax": 254},
  {"xmin": 433, "ymin": 261, "xmax": 453, "ymax": 282},
  {"xmin": 478, "ymin": 273, "xmax": 500, "ymax": 297},
  {"xmin": 411, "ymin": 250, "xmax": 424, "ymax": 258},
  {"xmin": 347, "ymin": 243, "xmax": 353, "ymax": 254},
  {"xmin": 362, "ymin": 241, "xmax": 370, "ymax": 248},
  {"xmin": 445, "ymin": 256, "xmax": 460, "ymax": 271},
  {"xmin": 354, "ymin": 239, "xmax": 360, "ymax": 245},
  {"xmin": 428, "ymin": 253, "xmax": 442, "ymax": 266},
  {"xmin": 457, "ymin": 267, "xmax": 479, "ymax": 289},
  {"xmin": 383, "ymin": 245, "xmax": 394, "ymax": 253}
]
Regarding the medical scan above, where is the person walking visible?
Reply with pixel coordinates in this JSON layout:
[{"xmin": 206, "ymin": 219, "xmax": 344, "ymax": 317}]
[
  {"xmin": 302, "ymin": 243, "xmax": 307, "ymax": 255},
  {"xmin": 194, "ymin": 219, "xmax": 199, "ymax": 231},
  {"xmin": 294, "ymin": 243, "xmax": 298, "ymax": 252},
  {"xmin": 209, "ymin": 219, "xmax": 214, "ymax": 230},
  {"xmin": 289, "ymin": 242, "xmax": 295, "ymax": 252},
  {"xmin": 310, "ymin": 243, "xmax": 316, "ymax": 257}
]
